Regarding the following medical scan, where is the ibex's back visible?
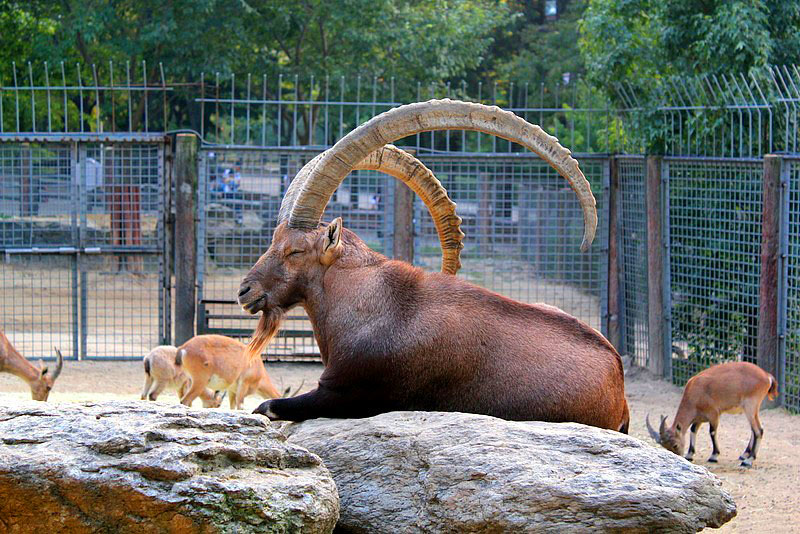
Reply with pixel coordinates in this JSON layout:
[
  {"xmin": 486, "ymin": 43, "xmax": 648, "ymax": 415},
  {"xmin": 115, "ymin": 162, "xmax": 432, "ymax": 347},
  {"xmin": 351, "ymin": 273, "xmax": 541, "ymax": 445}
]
[{"xmin": 312, "ymin": 246, "xmax": 628, "ymax": 429}]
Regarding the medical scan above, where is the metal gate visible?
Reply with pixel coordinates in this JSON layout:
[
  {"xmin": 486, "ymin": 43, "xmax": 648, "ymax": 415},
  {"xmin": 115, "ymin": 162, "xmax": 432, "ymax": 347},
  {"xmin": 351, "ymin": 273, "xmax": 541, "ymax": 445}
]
[{"xmin": 0, "ymin": 139, "xmax": 169, "ymax": 360}]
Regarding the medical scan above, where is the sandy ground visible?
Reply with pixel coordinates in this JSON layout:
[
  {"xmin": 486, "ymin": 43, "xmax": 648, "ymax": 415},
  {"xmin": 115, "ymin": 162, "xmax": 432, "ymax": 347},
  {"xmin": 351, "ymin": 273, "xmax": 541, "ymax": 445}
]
[{"xmin": 1, "ymin": 361, "xmax": 798, "ymax": 532}]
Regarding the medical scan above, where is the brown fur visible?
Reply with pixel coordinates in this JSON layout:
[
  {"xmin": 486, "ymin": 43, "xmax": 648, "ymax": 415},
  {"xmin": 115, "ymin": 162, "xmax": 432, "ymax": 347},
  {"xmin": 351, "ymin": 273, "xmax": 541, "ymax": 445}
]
[
  {"xmin": 176, "ymin": 334, "xmax": 281, "ymax": 410},
  {"xmin": 140, "ymin": 345, "xmax": 222, "ymax": 408},
  {"xmin": 240, "ymin": 220, "xmax": 629, "ymax": 430},
  {"xmin": 0, "ymin": 329, "xmax": 62, "ymax": 401},
  {"xmin": 647, "ymin": 361, "xmax": 776, "ymax": 467}
]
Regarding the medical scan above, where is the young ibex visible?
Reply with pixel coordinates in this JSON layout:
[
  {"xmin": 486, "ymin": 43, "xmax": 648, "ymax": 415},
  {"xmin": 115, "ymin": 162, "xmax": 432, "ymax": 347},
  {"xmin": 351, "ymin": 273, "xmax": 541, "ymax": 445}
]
[
  {"xmin": 176, "ymin": 335, "xmax": 281, "ymax": 410},
  {"xmin": 0, "ymin": 329, "xmax": 63, "ymax": 401},
  {"xmin": 240, "ymin": 99, "xmax": 629, "ymax": 431},
  {"xmin": 646, "ymin": 361, "xmax": 777, "ymax": 467},
  {"xmin": 141, "ymin": 345, "xmax": 224, "ymax": 408}
]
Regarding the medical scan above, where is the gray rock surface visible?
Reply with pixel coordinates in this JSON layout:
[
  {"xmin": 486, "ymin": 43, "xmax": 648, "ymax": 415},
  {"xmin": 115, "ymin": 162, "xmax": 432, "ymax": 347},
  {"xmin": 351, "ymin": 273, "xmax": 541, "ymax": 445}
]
[
  {"xmin": 0, "ymin": 401, "xmax": 338, "ymax": 533},
  {"xmin": 283, "ymin": 411, "xmax": 736, "ymax": 533}
]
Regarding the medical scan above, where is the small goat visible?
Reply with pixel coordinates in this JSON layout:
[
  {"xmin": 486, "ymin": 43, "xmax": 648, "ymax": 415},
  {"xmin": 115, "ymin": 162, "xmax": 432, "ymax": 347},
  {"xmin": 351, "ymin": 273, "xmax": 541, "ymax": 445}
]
[
  {"xmin": 0, "ymin": 329, "xmax": 63, "ymax": 401},
  {"xmin": 176, "ymin": 334, "xmax": 281, "ymax": 410},
  {"xmin": 647, "ymin": 361, "xmax": 777, "ymax": 467},
  {"xmin": 141, "ymin": 345, "xmax": 224, "ymax": 408}
]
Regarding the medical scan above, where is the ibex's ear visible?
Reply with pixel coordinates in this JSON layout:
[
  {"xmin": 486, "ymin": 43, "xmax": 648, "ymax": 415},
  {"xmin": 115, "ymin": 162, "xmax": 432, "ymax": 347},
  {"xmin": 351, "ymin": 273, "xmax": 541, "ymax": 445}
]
[
  {"xmin": 39, "ymin": 361, "xmax": 48, "ymax": 377},
  {"xmin": 320, "ymin": 217, "xmax": 343, "ymax": 265}
]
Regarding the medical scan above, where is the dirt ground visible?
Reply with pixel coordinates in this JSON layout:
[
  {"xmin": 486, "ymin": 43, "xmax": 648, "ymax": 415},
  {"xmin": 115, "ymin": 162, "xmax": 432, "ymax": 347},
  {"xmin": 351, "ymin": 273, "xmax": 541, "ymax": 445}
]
[{"xmin": 1, "ymin": 361, "xmax": 798, "ymax": 532}]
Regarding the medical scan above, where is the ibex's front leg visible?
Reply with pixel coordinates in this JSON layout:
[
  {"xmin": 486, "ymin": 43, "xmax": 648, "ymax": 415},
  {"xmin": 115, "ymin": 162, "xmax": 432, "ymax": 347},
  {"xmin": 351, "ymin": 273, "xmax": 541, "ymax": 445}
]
[{"xmin": 253, "ymin": 386, "xmax": 380, "ymax": 421}]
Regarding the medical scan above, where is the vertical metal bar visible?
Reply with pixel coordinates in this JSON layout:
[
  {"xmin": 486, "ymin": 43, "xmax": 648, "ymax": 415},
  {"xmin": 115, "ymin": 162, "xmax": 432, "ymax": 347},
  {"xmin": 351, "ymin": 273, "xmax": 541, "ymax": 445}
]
[
  {"xmin": 158, "ymin": 143, "xmax": 167, "ymax": 344},
  {"xmin": 324, "ymin": 74, "xmax": 330, "ymax": 146},
  {"xmin": 71, "ymin": 142, "xmax": 80, "ymax": 360},
  {"xmin": 28, "ymin": 62, "xmax": 35, "ymax": 133},
  {"xmin": 277, "ymin": 73, "xmax": 283, "ymax": 146},
  {"xmin": 142, "ymin": 60, "xmax": 148, "ymax": 132},
  {"xmin": 77, "ymin": 64, "xmax": 84, "ymax": 133},
  {"xmin": 200, "ymin": 72, "xmax": 205, "ymax": 140},
  {"xmin": 78, "ymin": 143, "xmax": 88, "ymax": 359},
  {"xmin": 446, "ymin": 81, "xmax": 451, "ymax": 152},
  {"xmin": 292, "ymin": 74, "xmax": 298, "ymax": 146},
  {"xmin": 92, "ymin": 63, "xmax": 101, "ymax": 133},
  {"xmin": 338, "ymin": 76, "xmax": 344, "ymax": 143},
  {"xmin": 109, "ymin": 60, "xmax": 116, "ymax": 133},
  {"xmin": 246, "ymin": 73, "xmax": 251, "ymax": 145},
  {"xmin": 661, "ymin": 159, "xmax": 672, "ymax": 381},
  {"xmin": 230, "ymin": 72, "xmax": 235, "ymax": 145},
  {"xmin": 196, "ymin": 147, "xmax": 207, "ymax": 335},
  {"xmin": 309, "ymin": 74, "xmax": 315, "ymax": 146},
  {"xmin": 600, "ymin": 157, "xmax": 610, "ymax": 339},
  {"xmin": 126, "ymin": 61, "xmax": 132, "ymax": 132},
  {"xmin": 44, "ymin": 62, "xmax": 52, "ymax": 132},
  {"xmin": 61, "ymin": 62, "xmax": 68, "ymax": 132},
  {"xmin": 492, "ymin": 82, "xmax": 497, "ymax": 152},
  {"xmin": 261, "ymin": 74, "xmax": 267, "ymax": 146},
  {"xmin": 215, "ymin": 72, "xmax": 220, "ymax": 142},
  {"xmin": 12, "ymin": 62, "xmax": 20, "ymax": 132},
  {"xmin": 160, "ymin": 62, "xmax": 167, "ymax": 132}
]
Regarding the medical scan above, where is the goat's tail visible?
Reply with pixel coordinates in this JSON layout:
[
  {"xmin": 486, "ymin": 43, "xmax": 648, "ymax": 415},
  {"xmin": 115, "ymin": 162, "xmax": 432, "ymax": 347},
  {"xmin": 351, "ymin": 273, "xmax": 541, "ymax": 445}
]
[
  {"xmin": 143, "ymin": 357, "xmax": 151, "ymax": 375},
  {"xmin": 175, "ymin": 348, "xmax": 186, "ymax": 367},
  {"xmin": 767, "ymin": 374, "xmax": 779, "ymax": 401}
]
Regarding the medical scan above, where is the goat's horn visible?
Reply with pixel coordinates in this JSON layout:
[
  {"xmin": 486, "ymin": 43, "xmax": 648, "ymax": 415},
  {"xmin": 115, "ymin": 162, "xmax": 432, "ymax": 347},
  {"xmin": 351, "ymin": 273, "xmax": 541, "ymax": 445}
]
[
  {"xmin": 286, "ymin": 99, "xmax": 596, "ymax": 252},
  {"xmin": 52, "ymin": 347, "xmax": 64, "ymax": 381},
  {"xmin": 645, "ymin": 413, "xmax": 661, "ymax": 443},
  {"xmin": 659, "ymin": 415, "xmax": 668, "ymax": 441},
  {"xmin": 279, "ymin": 145, "xmax": 464, "ymax": 274}
]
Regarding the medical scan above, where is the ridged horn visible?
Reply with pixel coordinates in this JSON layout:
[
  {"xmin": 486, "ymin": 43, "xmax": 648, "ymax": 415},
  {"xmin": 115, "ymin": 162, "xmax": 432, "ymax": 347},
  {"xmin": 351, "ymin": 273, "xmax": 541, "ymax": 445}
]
[
  {"xmin": 279, "ymin": 145, "xmax": 464, "ymax": 274},
  {"xmin": 287, "ymin": 99, "xmax": 596, "ymax": 252}
]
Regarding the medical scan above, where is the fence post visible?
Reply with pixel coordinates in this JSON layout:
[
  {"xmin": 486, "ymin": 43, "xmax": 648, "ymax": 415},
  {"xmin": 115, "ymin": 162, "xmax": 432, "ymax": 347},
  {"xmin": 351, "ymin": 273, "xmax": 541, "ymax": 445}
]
[
  {"xmin": 174, "ymin": 133, "xmax": 198, "ymax": 346},
  {"xmin": 607, "ymin": 156, "xmax": 621, "ymax": 351},
  {"xmin": 646, "ymin": 156, "xmax": 667, "ymax": 377},
  {"xmin": 757, "ymin": 155, "xmax": 782, "ymax": 405},
  {"xmin": 392, "ymin": 151, "xmax": 415, "ymax": 264}
]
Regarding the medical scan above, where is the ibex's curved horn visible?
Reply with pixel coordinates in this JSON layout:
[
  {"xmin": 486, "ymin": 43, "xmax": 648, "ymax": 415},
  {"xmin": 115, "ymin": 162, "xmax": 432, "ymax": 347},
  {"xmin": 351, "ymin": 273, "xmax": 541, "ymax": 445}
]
[
  {"xmin": 52, "ymin": 347, "xmax": 64, "ymax": 381},
  {"xmin": 645, "ymin": 413, "xmax": 661, "ymax": 443},
  {"xmin": 286, "ymin": 99, "xmax": 596, "ymax": 252},
  {"xmin": 279, "ymin": 145, "xmax": 464, "ymax": 274},
  {"xmin": 659, "ymin": 415, "xmax": 668, "ymax": 442}
]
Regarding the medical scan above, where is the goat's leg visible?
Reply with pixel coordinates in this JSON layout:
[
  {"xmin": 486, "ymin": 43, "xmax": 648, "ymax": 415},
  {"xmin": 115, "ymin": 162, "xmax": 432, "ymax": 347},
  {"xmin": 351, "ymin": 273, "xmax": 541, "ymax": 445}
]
[
  {"xmin": 741, "ymin": 405, "xmax": 764, "ymax": 468},
  {"xmin": 685, "ymin": 423, "xmax": 699, "ymax": 461},
  {"xmin": 180, "ymin": 379, "xmax": 208, "ymax": 407},
  {"xmin": 708, "ymin": 416, "xmax": 721, "ymax": 462},
  {"xmin": 228, "ymin": 389, "xmax": 238, "ymax": 410},
  {"xmin": 147, "ymin": 381, "xmax": 167, "ymax": 401},
  {"xmin": 141, "ymin": 374, "xmax": 153, "ymax": 400},
  {"xmin": 253, "ymin": 385, "xmax": 383, "ymax": 421}
]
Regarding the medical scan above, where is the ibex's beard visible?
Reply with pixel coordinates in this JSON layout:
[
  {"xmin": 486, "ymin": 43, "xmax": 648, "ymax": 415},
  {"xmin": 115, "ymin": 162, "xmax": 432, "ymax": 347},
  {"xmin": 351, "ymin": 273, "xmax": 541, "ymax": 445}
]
[{"xmin": 245, "ymin": 307, "xmax": 285, "ymax": 362}]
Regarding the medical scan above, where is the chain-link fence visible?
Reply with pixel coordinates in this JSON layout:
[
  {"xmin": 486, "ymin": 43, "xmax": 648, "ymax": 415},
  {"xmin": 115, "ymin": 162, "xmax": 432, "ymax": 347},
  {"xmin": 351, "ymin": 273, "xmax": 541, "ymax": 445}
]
[
  {"xmin": 664, "ymin": 158, "xmax": 764, "ymax": 386},
  {"xmin": 196, "ymin": 147, "xmax": 393, "ymax": 359},
  {"xmin": 414, "ymin": 154, "xmax": 608, "ymax": 333},
  {"xmin": 783, "ymin": 157, "xmax": 800, "ymax": 412},
  {"xmin": 0, "ymin": 140, "xmax": 167, "ymax": 360},
  {"xmin": 616, "ymin": 156, "xmax": 649, "ymax": 366}
]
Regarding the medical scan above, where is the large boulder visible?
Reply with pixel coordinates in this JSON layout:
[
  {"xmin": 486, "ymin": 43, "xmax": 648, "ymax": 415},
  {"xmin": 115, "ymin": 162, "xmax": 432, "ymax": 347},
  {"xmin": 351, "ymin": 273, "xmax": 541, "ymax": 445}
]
[
  {"xmin": 0, "ymin": 401, "xmax": 338, "ymax": 533},
  {"xmin": 283, "ymin": 412, "xmax": 736, "ymax": 533}
]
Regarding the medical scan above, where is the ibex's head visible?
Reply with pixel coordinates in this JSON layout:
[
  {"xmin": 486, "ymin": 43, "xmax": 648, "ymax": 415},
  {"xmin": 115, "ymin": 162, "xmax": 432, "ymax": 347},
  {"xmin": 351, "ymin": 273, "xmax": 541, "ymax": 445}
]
[
  {"xmin": 239, "ymin": 99, "xmax": 598, "ymax": 359},
  {"xmin": 31, "ymin": 347, "xmax": 63, "ymax": 401},
  {"xmin": 646, "ymin": 413, "xmax": 684, "ymax": 455}
]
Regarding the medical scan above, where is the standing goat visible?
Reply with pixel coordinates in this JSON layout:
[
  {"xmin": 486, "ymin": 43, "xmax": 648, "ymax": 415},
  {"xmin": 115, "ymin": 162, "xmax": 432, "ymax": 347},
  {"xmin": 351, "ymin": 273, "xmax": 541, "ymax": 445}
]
[
  {"xmin": 239, "ymin": 99, "xmax": 629, "ymax": 431},
  {"xmin": 0, "ymin": 329, "xmax": 63, "ymax": 401},
  {"xmin": 141, "ymin": 345, "xmax": 224, "ymax": 408},
  {"xmin": 176, "ymin": 335, "xmax": 281, "ymax": 410},
  {"xmin": 646, "ymin": 361, "xmax": 777, "ymax": 467}
]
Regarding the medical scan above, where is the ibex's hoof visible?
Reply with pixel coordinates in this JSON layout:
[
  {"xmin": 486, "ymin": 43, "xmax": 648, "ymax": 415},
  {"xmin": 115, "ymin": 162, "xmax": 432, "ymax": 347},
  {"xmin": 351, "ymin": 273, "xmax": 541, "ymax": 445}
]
[
  {"xmin": 684, "ymin": 456, "xmax": 694, "ymax": 462},
  {"xmin": 740, "ymin": 459, "xmax": 753, "ymax": 468},
  {"xmin": 707, "ymin": 457, "xmax": 718, "ymax": 463},
  {"xmin": 253, "ymin": 400, "xmax": 279, "ymax": 421}
]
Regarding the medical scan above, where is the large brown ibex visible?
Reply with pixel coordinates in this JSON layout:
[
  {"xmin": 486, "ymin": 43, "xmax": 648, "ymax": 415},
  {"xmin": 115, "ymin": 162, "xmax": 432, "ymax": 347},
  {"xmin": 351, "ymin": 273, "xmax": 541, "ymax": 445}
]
[
  {"xmin": 240, "ymin": 99, "xmax": 628, "ymax": 431},
  {"xmin": 0, "ymin": 329, "xmax": 63, "ymax": 401},
  {"xmin": 646, "ymin": 361, "xmax": 777, "ymax": 467}
]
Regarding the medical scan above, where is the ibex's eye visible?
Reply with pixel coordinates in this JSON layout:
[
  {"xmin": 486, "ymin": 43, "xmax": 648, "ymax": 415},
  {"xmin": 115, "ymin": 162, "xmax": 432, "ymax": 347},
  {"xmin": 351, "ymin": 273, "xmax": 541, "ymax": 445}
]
[{"xmin": 286, "ymin": 249, "xmax": 305, "ymax": 257}]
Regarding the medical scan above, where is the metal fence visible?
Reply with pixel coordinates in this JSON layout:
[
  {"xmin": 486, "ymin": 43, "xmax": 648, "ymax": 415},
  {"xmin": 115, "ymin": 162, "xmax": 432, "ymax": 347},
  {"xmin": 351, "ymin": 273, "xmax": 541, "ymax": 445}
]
[
  {"xmin": 616, "ymin": 156, "xmax": 649, "ymax": 366},
  {"xmin": 664, "ymin": 158, "xmax": 764, "ymax": 386},
  {"xmin": 0, "ymin": 140, "xmax": 168, "ymax": 360},
  {"xmin": 782, "ymin": 157, "xmax": 800, "ymax": 411}
]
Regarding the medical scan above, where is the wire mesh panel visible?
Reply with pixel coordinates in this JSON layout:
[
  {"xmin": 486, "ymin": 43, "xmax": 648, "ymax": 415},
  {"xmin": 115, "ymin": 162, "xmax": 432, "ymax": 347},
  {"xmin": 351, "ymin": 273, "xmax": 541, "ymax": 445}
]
[
  {"xmin": 414, "ymin": 154, "xmax": 608, "ymax": 333},
  {"xmin": 783, "ymin": 158, "xmax": 800, "ymax": 412},
  {"xmin": 197, "ymin": 147, "xmax": 391, "ymax": 359},
  {"xmin": 666, "ymin": 158, "xmax": 763, "ymax": 386},
  {"xmin": 79, "ymin": 143, "xmax": 164, "ymax": 359},
  {"xmin": 617, "ymin": 156, "xmax": 649, "ymax": 366},
  {"xmin": 0, "ymin": 143, "xmax": 78, "ymax": 359}
]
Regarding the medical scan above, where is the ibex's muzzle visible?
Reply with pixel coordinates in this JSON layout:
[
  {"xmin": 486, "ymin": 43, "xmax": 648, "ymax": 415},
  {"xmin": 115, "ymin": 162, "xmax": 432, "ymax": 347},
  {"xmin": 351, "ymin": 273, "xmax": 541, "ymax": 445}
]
[{"xmin": 238, "ymin": 281, "xmax": 266, "ymax": 314}]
